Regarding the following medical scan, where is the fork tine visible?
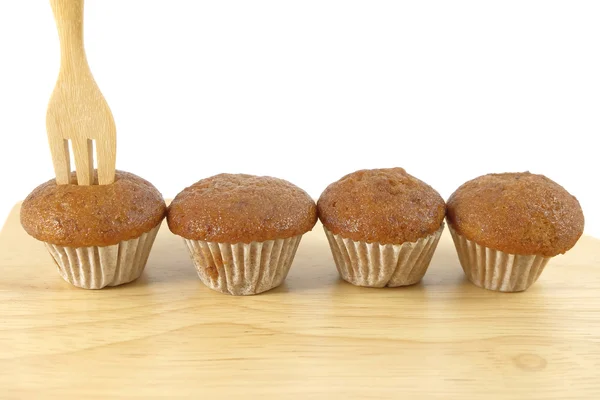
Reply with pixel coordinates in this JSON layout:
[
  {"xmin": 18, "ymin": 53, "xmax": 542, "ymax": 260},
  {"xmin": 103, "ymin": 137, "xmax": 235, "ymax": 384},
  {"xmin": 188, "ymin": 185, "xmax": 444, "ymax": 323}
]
[
  {"xmin": 72, "ymin": 137, "xmax": 94, "ymax": 185},
  {"xmin": 96, "ymin": 137, "xmax": 116, "ymax": 185},
  {"xmin": 49, "ymin": 138, "xmax": 72, "ymax": 185},
  {"xmin": 47, "ymin": 0, "xmax": 117, "ymax": 187}
]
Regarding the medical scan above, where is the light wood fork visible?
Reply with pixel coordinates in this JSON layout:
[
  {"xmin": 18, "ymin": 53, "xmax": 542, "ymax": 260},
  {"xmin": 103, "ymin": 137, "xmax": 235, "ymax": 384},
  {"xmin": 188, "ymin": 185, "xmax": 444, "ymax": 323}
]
[{"xmin": 46, "ymin": 0, "xmax": 116, "ymax": 185}]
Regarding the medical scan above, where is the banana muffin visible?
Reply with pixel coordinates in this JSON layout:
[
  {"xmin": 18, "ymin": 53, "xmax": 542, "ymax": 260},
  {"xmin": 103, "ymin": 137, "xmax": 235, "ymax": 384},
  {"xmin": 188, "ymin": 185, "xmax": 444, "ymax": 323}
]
[
  {"xmin": 318, "ymin": 168, "xmax": 446, "ymax": 288},
  {"xmin": 21, "ymin": 170, "xmax": 166, "ymax": 289},
  {"xmin": 168, "ymin": 173, "xmax": 317, "ymax": 295},
  {"xmin": 447, "ymin": 172, "xmax": 584, "ymax": 292}
]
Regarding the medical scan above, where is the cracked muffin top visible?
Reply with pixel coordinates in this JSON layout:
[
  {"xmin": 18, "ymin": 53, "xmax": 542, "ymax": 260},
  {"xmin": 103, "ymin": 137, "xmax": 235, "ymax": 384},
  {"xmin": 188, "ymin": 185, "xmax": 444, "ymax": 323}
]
[
  {"xmin": 167, "ymin": 174, "xmax": 317, "ymax": 243},
  {"xmin": 317, "ymin": 168, "xmax": 446, "ymax": 244}
]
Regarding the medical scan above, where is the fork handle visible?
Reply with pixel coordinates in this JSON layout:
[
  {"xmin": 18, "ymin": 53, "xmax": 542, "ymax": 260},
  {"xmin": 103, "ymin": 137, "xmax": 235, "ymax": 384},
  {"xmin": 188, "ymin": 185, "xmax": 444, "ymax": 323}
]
[{"xmin": 50, "ymin": 0, "xmax": 87, "ymax": 68}]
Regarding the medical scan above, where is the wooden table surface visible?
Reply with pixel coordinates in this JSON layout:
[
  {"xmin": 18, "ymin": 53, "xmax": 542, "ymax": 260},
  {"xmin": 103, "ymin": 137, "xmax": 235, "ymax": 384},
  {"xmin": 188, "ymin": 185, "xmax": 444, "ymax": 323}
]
[{"xmin": 1, "ymin": 203, "xmax": 599, "ymax": 399}]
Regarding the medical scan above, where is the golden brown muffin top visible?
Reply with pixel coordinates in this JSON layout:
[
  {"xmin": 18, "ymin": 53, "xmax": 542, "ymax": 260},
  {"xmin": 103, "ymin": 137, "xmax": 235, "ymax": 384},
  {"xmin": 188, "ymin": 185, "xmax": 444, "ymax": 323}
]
[
  {"xmin": 447, "ymin": 172, "xmax": 584, "ymax": 257},
  {"xmin": 317, "ymin": 168, "xmax": 446, "ymax": 244},
  {"xmin": 167, "ymin": 174, "xmax": 317, "ymax": 243},
  {"xmin": 21, "ymin": 171, "xmax": 166, "ymax": 247}
]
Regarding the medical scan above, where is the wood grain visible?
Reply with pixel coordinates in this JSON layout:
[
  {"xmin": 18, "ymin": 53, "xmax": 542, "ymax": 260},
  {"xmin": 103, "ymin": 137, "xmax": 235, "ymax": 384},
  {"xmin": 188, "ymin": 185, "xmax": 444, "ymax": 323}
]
[
  {"xmin": 46, "ymin": 0, "xmax": 116, "ymax": 186},
  {"xmin": 1, "ymin": 203, "xmax": 599, "ymax": 399}
]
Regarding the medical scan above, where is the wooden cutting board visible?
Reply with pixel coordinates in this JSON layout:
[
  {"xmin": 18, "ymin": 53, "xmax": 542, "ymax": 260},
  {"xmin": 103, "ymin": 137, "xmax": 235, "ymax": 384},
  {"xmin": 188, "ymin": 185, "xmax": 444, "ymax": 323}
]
[{"xmin": 1, "ymin": 202, "xmax": 599, "ymax": 399}]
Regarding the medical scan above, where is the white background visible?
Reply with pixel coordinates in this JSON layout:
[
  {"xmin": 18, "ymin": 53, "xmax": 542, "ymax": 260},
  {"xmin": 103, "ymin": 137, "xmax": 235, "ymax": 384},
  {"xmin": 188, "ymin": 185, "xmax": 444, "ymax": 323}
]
[{"xmin": 0, "ymin": 1, "xmax": 598, "ymax": 237}]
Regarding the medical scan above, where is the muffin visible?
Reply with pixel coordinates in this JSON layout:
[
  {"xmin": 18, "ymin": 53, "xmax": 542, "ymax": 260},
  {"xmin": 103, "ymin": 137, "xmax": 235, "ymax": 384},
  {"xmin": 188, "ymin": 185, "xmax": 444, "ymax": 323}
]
[
  {"xmin": 447, "ymin": 172, "xmax": 584, "ymax": 292},
  {"xmin": 21, "ymin": 170, "xmax": 166, "ymax": 289},
  {"xmin": 167, "ymin": 174, "xmax": 317, "ymax": 295},
  {"xmin": 317, "ymin": 168, "xmax": 446, "ymax": 287}
]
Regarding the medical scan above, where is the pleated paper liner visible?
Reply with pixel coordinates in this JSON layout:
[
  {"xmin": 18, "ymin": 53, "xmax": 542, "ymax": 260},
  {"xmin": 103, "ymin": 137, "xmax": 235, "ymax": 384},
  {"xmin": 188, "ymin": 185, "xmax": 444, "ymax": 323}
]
[
  {"xmin": 323, "ymin": 224, "xmax": 444, "ymax": 287},
  {"xmin": 184, "ymin": 234, "xmax": 303, "ymax": 295},
  {"xmin": 448, "ymin": 225, "xmax": 551, "ymax": 292},
  {"xmin": 45, "ymin": 222, "xmax": 162, "ymax": 290}
]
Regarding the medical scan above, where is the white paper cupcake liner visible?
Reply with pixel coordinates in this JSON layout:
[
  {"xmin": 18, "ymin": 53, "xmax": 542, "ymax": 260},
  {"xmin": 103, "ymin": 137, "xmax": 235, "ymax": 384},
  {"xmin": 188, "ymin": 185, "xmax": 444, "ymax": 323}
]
[
  {"xmin": 448, "ymin": 225, "xmax": 551, "ymax": 292},
  {"xmin": 184, "ymin": 234, "xmax": 303, "ymax": 295},
  {"xmin": 44, "ymin": 222, "xmax": 162, "ymax": 290},
  {"xmin": 323, "ymin": 224, "xmax": 444, "ymax": 287}
]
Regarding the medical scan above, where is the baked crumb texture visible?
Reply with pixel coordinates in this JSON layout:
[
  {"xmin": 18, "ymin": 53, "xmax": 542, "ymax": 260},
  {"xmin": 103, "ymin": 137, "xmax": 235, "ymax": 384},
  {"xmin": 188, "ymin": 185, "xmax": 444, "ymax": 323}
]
[
  {"xmin": 21, "ymin": 170, "xmax": 166, "ymax": 247},
  {"xmin": 168, "ymin": 174, "xmax": 317, "ymax": 243},
  {"xmin": 318, "ymin": 168, "xmax": 446, "ymax": 244},
  {"xmin": 447, "ymin": 172, "xmax": 584, "ymax": 257}
]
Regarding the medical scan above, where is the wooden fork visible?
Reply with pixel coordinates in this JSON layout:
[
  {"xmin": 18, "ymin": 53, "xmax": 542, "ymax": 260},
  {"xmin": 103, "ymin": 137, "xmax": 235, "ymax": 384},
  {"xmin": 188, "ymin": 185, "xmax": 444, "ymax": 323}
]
[{"xmin": 46, "ymin": 0, "xmax": 116, "ymax": 186}]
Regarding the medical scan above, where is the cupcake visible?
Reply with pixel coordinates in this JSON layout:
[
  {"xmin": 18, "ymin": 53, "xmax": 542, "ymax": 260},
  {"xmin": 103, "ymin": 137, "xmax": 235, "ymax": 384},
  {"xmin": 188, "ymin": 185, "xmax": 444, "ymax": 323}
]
[
  {"xmin": 447, "ymin": 172, "xmax": 584, "ymax": 292},
  {"xmin": 20, "ymin": 171, "xmax": 166, "ymax": 289},
  {"xmin": 317, "ymin": 168, "xmax": 446, "ymax": 287},
  {"xmin": 167, "ymin": 174, "xmax": 317, "ymax": 295}
]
